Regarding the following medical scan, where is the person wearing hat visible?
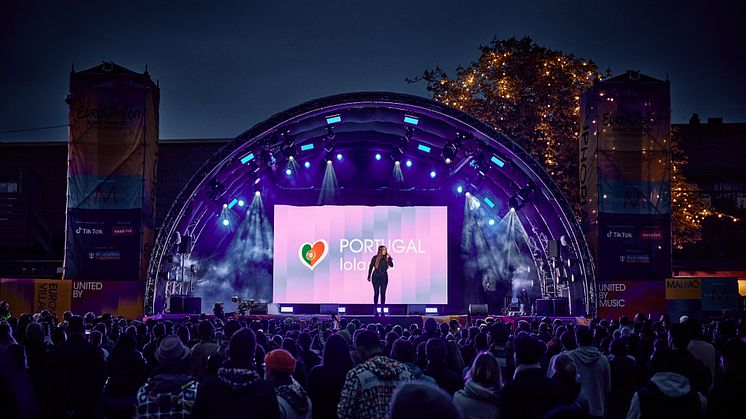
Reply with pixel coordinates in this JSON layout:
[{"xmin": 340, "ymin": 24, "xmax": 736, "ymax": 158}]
[
  {"xmin": 133, "ymin": 335, "xmax": 198, "ymax": 418},
  {"xmin": 192, "ymin": 328, "xmax": 280, "ymax": 419},
  {"xmin": 265, "ymin": 349, "xmax": 312, "ymax": 419}
]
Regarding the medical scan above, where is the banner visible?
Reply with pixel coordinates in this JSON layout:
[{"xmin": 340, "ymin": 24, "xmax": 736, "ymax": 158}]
[
  {"xmin": 701, "ymin": 277, "xmax": 739, "ymax": 311},
  {"xmin": 65, "ymin": 209, "xmax": 142, "ymax": 281},
  {"xmin": 596, "ymin": 280, "xmax": 665, "ymax": 319},
  {"xmin": 597, "ymin": 214, "xmax": 670, "ymax": 281},
  {"xmin": 0, "ymin": 278, "xmax": 72, "ymax": 319},
  {"xmin": 665, "ymin": 277, "xmax": 701, "ymax": 300}
]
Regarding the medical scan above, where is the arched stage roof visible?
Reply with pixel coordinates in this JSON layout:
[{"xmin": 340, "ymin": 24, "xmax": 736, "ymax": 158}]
[{"xmin": 146, "ymin": 92, "xmax": 595, "ymax": 315}]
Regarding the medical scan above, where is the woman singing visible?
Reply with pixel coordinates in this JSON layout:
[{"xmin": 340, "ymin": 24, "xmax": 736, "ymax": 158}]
[{"xmin": 367, "ymin": 245, "xmax": 394, "ymax": 316}]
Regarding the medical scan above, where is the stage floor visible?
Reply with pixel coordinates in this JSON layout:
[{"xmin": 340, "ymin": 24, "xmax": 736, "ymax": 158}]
[{"xmin": 145, "ymin": 313, "xmax": 590, "ymax": 327}]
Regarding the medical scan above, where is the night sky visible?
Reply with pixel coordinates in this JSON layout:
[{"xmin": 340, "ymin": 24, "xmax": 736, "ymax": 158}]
[{"xmin": 1, "ymin": 0, "xmax": 744, "ymax": 141}]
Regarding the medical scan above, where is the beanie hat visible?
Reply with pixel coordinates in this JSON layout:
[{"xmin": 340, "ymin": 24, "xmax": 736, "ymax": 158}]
[
  {"xmin": 155, "ymin": 335, "xmax": 189, "ymax": 363},
  {"xmin": 265, "ymin": 349, "xmax": 296, "ymax": 374},
  {"xmin": 228, "ymin": 328, "xmax": 257, "ymax": 362}
]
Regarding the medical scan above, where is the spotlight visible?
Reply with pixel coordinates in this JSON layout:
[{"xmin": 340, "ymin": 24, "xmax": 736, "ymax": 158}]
[
  {"xmin": 457, "ymin": 185, "xmax": 463, "ymax": 194},
  {"xmin": 465, "ymin": 191, "xmax": 471, "ymax": 197},
  {"xmin": 375, "ymin": 153, "xmax": 382, "ymax": 160},
  {"xmin": 445, "ymin": 158, "xmax": 452, "ymax": 164},
  {"xmin": 405, "ymin": 160, "xmax": 412, "ymax": 167},
  {"xmin": 259, "ymin": 149, "xmax": 276, "ymax": 166},
  {"xmin": 222, "ymin": 219, "xmax": 229, "ymax": 226},
  {"xmin": 470, "ymin": 153, "xmax": 489, "ymax": 175},
  {"xmin": 304, "ymin": 161, "xmax": 311, "ymax": 169},
  {"xmin": 336, "ymin": 153, "xmax": 343, "ymax": 161},
  {"xmin": 488, "ymin": 219, "xmax": 495, "ymax": 226},
  {"xmin": 442, "ymin": 134, "xmax": 462, "ymax": 162},
  {"xmin": 429, "ymin": 170, "xmax": 437, "ymax": 178},
  {"xmin": 327, "ymin": 160, "xmax": 333, "ymax": 165},
  {"xmin": 222, "ymin": 203, "xmax": 228, "ymax": 209},
  {"xmin": 510, "ymin": 207, "xmax": 516, "ymax": 212},
  {"xmin": 395, "ymin": 161, "xmax": 401, "ymax": 166},
  {"xmin": 285, "ymin": 168, "xmax": 292, "ymax": 176},
  {"xmin": 255, "ymin": 191, "xmax": 261, "ymax": 197},
  {"xmin": 280, "ymin": 138, "xmax": 296, "ymax": 158},
  {"xmin": 288, "ymin": 156, "xmax": 295, "ymax": 161},
  {"xmin": 238, "ymin": 200, "xmax": 245, "ymax": 207}
]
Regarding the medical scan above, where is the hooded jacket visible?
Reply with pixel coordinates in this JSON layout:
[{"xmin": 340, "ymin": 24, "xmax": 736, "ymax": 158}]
[
  {"xmin": 275, "ymin": 378, "xmax": 312, "ymax": 419},
  {"xmin": 568, "ymin": 346, "xmax": 611, "ymax": 417},
  {"xmin": 626, "ymin": 372, "xmax": 706, "ymax": 419},
  {"xmin": 453, "ymin": 381, "xmax": 501, "ymax": 419},
  {"xmin": 337, "ymin": 355, "xmax": 413, "ymax": 419},
  {"xmin": 192, "ymin": 360, "xmax": 280, "ymax": 419},
  {"xmin": 134, "ymin": 364, "xmax": 199, "ymax": 418}
]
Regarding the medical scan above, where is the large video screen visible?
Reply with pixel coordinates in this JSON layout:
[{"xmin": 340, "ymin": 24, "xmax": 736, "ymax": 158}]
[{"xmin": 273, "ymin": 205, "xmax": 447, "ymax": 304}]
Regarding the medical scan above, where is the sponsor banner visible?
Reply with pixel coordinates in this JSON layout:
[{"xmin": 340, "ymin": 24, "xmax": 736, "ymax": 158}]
[
  {"xmin": 665, "ymin": 277, "xmax": 701, "ymax": 300},
  {"xmin": 68, "ymin": 175, "xmax": 144, "ymax": 210},
  {"xmin": 71, "ymin": 280, "xmax": 143, "ymax": 320},
  {"xmin": 597, "ymin": 214, "xmax": 671, "ymax": 281},
  {"xmin": 598, "ymin": 180, "xmax": 670, "ymax": 215},
  {"xmin": 701, "ymin": 277, "xmax": 740, "ymax": 311},
  {"xmin": 596, "ymin": 280, "xmax": 666, "ymax": 319},
  {"xmin": 64, "ymin": 209, "xmax": 141, "ymax": 281}
]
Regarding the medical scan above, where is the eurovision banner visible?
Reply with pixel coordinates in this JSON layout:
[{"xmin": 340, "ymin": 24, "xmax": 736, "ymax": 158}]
[
  {"xmin": 596, "ymin": 280, "xmax": 666, "ymax": 319},
  {"xmin": 64, "ymin": 63, "xmax": 158, "ymax": 281},
  {"xmin": 0, "ymin": 278, "xmax": 143, "ymax": 320}
]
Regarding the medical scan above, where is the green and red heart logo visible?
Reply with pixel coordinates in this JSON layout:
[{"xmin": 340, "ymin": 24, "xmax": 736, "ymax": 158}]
[{"xmin": 298, "ymin": 239, "xmax": 329, "ymax": 270}]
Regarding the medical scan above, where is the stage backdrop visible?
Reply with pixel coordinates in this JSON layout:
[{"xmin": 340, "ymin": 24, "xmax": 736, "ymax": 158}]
[{"xmin": 273, "ymin": 205, "xmax": 448, "ymax": 304}]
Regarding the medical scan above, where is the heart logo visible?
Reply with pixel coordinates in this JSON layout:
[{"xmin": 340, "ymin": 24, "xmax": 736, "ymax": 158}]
[{"xmin": 298, "ymin": 239, "xmax": 329, "ymax": 270}]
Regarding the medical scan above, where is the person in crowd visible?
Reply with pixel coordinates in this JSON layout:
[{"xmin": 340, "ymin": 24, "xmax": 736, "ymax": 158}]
[
  {"xmin": 500, "ymin": 332, "xmax": 568, "ymax": 419},
  {"xmin": 626, "ymin": 348, "xmax": 706, "ymax": 419},
  {"xmin": 487, "ymin": 323, "xmax": 512, "ymax": 383},
  {"xmin": 391, "ymin": 382, "xmax": 463, "ymax": 419},
  {"xmin": 90, "ymin": 329, "xmax": 110, "ymax": 360},
  {"xmin": 281, "ymin": 337, "xmax": 308, "ymax": 389},
  {"xmin": 668, "ymin": 322, "xmax": 710, "ymax": 395},
  {"xmin": 682, "ymin": 317, "xmax": 716, "ymax": 387},
  {"xmin": 265, "ymin": 349, "xmax": 312, "ymax": 419},
  {"xmin": 391, "ymin": 338, "xmax": 437, "ymax": 384},
  {"xmin": 415, "ymin": 318, "xmax": 441, "ymax": 346},
  {"xmin": 142, "ymin": 322, "xmax": 166, "ymax": 372},
  {"xmin": 134, "ymin": 335, "xmax": 199, "ymax": 418},
  {"xmin": 425, "ymin": 338, "xmax": 465, "ymax": 395},
  {"xmin": 546, "ymin": 330, "xmax": 577, "ymax": 377},
  {"xmin": 459, "ymin": 326, "xmax": 480, "ymax": 367},
  {"xmin": 567, "ymin": 325, "xmax": 610, "ymax": 419},
  {"xmin": 707, "ymin": 338, "xmax": 746, "ymax": 418},
  {"xmin": 46, "ymin": 315, "xmax": 106, "ymax": 419},
  {"xmin": 189, "ymin": 320, "xmax": 219, "ymax": 382},
  {"xmin": 453, "ymin": 352, "xmax": 501, "ymax": 419},
  {"xmin": 446, "ymin": 339, "xmax": 466, "ymax": 376},
  {"xmin": 547, "ymin": 353, "xmax": 589, "ymax": 417},
  {"xmin": 0, "ymin": 321, "xmax": 16, "ymax": 349},
  {"xmin": 606, "ymin": 338, "xmax": 645, "ymax": 419},
  {"xmin": 308, "ymin": 334, "xmax": 353, "ymax": 419},
  {"xmin": 0, "ymin": 300, "xmax": 10, "ymax": 320},
  {"xmin": 23, "ymin": 321, "xmax": 50, "ymax": 398},
  {"xmin": 297, "ymin": 332, "xmax": 321, "ymax": 377},
  {"xmin": 104, "ymin": 332, "xmax": 147, "ymax": 419},
  {"xmin": 192, "ymin": 328, "xmax": 280, "ymax": 418},
  {"xmin": 337, "ymin": 330, "xmax": 413, "ymax": 418}
]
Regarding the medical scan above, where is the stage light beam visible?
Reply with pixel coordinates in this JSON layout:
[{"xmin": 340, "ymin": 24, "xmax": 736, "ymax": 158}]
[
  {"xmin": 406, "ymin": 160, "xmax": 413, "ymax": 167},
  {"xmin": 430, "ymin": 170, "xmax": 437, "ymax": 178},
  {"xmin": 375, "ymin": 153, "xmax": 381, "ymax": 160}
]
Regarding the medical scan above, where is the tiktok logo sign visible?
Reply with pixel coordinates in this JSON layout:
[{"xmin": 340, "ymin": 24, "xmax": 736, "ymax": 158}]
[{"xmin": 298, "ymin": 239, "xmax": 329, "ymax": 270}]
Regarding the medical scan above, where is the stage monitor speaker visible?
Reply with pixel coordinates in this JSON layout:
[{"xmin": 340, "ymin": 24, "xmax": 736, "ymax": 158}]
[
  {"xmin": 536, "ymin": 298, "xmax": 569, "ymax": 317},
  {"xmin": 178, "ymin": 236, "xmax": 193, "ymax": 254},
  {"xmin": 170, "ymin": 295, "xmax": 201, "ymax": 314},
  {"xmin": 469, "ymin": 304, "xmax": 488, "ymax": 316},
  {"xmin": 548, "ymin": 240, "xmax": 561, "ymax": 259},
  {"xmin": 408, "ymin": 304, "xmax": 426, "ymax": 315},
  {"xmin": 319, "ymin": 304, "xmax": 339, "ymax": 315}
]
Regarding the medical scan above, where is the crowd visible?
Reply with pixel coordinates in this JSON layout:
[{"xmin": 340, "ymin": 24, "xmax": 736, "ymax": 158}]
[{"xmin": 0, "ymin": 299, "xmax": 744, "ymax": 419}]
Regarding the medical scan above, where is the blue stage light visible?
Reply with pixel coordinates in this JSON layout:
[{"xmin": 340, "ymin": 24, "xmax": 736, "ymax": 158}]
[
  {"xmin": 222, "ymin": 219, "xmax": 229, "ymax": 226},
  {"xmin": 285, "ymin": 168, "xmax": 292, "ymax": 176},
  {"xmin": 403, "ymin": 115, "xmax": 419, "ymax": 125},
  {"xmin": 336, "ymin": 153, "xmax": 343, "ymax": 161},
  {"xmin": 483, "ymin": 196, "xmax": 495, "ymax": 208},
  {"xmin": 405, "ymin": 160, "xmax": 412, "ymax": 167},
  {"xmin": 430, "ymin": 170, "xmax": 436, "ymax": 178},
  {"xmin": 375, "ymin": 153, "xmax": 382, "ymax": 160},
  {"xmin": 228, "ymin": 198, "xmax": 238, "ymax": 209},
  {"xmin": 457, "ymin": 186, "xmax": 463, "ymax": 194},
  {"xmin": 326, "ymin": 115, "xmax": 341, "ymax": 124},
  {"xmin": 300, "ymin": 143, "xmax": 314, "ymax": 151},
  {"xmin": 488, "ymin": 219, "xmax": 495, "ymax": 226},
  {"xmin": 417, "ymin": 144, "xmax": 431, "ymax": 153},
  {"xmin": 490, "ymin": 155, "xmax": 506, "ymax": 167},
  {"xmin": 238, "ymin": 200, "xmax": 245, "ymax": 207},
  {"xmin": 240, "ymin": 152, "xmax": 255, "ymax": 164},
  {"xmin": 304, "ymin": 161, "xmax": 311, "ymax": 169}
]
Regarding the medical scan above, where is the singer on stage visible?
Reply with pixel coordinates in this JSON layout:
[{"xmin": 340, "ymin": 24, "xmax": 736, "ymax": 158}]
[{"xmin": 368, "ymin": 245, "xmax": 393, "ymax": 316}]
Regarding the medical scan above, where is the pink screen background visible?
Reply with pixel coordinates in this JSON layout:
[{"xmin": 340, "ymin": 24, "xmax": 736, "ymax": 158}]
[{"xmin": 273, "ymin": 205, "xmax": 448, "ymax": 304}]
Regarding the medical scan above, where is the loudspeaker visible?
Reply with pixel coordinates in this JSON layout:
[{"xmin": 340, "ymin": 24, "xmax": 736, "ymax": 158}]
[
  {"xmin": 548, "ymin": 240, "xmax": 561, "ymax": 259},
  {"xmin": 408, "ymin": 304, "xmax": 426, "ymax": 315},
  {"xmin": 319, "ymin": 304, "xmax": 339, "ymax": 315},
  {"xmin": 469, "ymin": 304, "xmax": 488, "ymax": 315},
  {"xmin": 536, "ymin": 298, "xmax": 569, "ymax": 317},
  {"xmin": 178, "ymin": 236, "xmax": 193, "ymax": 254},
  {"xmin": 170, "ymin": 295, "xmax": 201, "ymax": 314}
]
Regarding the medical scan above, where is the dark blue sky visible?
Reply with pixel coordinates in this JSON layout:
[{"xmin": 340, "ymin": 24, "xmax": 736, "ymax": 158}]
[{"xmin": 1, "ymin": 0, "xmax": 744, "ymax": 141}]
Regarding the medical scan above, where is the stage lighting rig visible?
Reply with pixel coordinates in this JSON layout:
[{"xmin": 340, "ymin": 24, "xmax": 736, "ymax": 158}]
[
  {"xmin": 231, "ymin": 296, "xmax": 260, "ymax": 315},
  {"xmin": 208, "ymin": 179, "xmax": 225, "ymax": 202},
  {"xmin": 280, "ymin": 136, "xmax": 296, "ymax": 159},
  {"xmin": 469, "ymin": 153, "xmax": 489, "ymax": 176},
  {"xmin": 442, "ymin": 133, "xmax": 464, "ymax": 162}
]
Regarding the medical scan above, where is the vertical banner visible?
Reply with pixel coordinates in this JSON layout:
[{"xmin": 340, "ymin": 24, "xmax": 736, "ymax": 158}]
[
  {"xmin": 64, "ymin": 62, "xmax": 158, "ymax": 284},
  {"xmin": 579, "ymin": 99, "xmax": 599, "ymax": 260}
]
